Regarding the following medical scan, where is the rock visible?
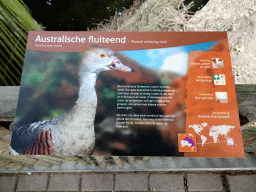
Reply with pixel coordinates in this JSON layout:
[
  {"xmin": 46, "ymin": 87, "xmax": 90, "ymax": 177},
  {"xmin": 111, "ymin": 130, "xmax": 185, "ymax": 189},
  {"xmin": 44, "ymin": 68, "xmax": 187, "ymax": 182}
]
[
  {"xmin": 188, "ymin": 0, "xmax": 256, "ymax": 84},
  {"xmin": 0, "ymin": 86, "xmax": 19, "ymax": 118}
]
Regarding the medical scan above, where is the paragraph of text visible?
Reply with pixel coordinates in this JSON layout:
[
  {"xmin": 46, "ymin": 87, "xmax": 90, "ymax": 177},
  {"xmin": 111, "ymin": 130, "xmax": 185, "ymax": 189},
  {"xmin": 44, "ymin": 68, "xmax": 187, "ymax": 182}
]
[{"xmin": 116, "ymin": 85, "xmax": 175, "ymax": 110}]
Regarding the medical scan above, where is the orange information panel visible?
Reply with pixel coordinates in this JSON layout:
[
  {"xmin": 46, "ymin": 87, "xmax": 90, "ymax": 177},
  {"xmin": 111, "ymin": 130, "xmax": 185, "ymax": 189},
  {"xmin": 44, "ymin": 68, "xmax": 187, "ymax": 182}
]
[
  {"xmin": 10, "ymin": 31, "xmax": 244, "ymax": 157},
  {"xmin": 184, "ymin": 41, "xmax": 244, "ymax": 157}
]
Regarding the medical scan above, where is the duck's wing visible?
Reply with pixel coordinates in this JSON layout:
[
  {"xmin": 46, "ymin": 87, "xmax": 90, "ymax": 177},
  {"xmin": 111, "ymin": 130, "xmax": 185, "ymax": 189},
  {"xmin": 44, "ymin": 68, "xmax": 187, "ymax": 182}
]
[{"xmin": 10, "ymin": 120, "xmax": 57, "ymax": 155}]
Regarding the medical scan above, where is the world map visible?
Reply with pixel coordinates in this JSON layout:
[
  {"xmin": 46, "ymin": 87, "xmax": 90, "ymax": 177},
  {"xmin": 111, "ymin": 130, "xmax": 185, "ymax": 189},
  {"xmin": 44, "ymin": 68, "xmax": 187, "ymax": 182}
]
[{"xmin": 188, "ymin": 123, "xmax": 235, "ymax": 146}]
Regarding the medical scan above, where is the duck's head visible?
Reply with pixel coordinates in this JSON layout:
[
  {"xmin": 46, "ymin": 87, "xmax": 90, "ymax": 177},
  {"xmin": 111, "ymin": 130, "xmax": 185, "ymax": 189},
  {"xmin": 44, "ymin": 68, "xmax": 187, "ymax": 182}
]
[{"xmin": 79, "ymin": 45, "xmax": 134, "ymax": 75}]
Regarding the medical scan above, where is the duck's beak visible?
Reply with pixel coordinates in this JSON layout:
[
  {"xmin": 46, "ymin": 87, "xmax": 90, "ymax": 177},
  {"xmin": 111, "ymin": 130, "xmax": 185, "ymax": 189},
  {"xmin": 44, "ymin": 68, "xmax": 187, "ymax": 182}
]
[{"xmin": 108, "ymin": 58, "xmax": 134, "ymax": 73}]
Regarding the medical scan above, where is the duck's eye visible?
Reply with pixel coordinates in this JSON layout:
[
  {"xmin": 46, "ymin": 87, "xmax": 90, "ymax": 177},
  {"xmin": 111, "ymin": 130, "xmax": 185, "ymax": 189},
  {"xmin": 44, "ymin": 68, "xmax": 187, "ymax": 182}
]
[{"xmin": 100, "ymin": 53, "xmax": 106, "ymax": 58}]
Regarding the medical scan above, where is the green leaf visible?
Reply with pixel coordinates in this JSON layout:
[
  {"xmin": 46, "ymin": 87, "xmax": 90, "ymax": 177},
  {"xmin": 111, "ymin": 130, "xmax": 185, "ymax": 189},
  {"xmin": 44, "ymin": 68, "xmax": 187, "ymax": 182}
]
[{"xmin": 0, "ymin": 0, "xmax": 43, "ymax": 86}]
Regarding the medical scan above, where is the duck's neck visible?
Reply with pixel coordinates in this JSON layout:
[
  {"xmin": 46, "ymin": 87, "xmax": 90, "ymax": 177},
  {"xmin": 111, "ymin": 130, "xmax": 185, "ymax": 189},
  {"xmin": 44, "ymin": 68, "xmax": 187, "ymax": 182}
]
[
  {"xmin": 76, "ymin": 72, "xmax": 98, "ymax": 108},
  {"xmin": 61, "ymin": 72, "xmax": 98, "ymax": 129}
]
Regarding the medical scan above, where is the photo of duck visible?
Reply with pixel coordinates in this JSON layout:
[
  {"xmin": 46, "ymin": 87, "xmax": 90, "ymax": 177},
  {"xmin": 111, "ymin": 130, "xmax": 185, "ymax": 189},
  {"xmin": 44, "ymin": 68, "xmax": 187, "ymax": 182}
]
[{"xmin": 10, "ymin": 45, "xmax": 134, "ymax": 155}]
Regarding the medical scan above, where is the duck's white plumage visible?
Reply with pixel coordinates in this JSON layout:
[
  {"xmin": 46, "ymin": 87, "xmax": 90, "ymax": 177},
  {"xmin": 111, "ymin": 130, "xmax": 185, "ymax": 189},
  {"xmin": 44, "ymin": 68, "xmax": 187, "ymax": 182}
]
[{"xmin": 10, "ymin": 45, "xmax": 134, "ymax": 155}]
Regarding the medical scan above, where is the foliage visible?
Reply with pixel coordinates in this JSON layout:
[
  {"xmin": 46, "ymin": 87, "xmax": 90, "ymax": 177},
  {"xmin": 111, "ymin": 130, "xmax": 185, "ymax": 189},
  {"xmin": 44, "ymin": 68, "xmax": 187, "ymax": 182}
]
[
  {"xmin": 0, "ymin": 0, "xmax": 42, "ymax": 86},
  {"xmin": 14, "ymin": 51, "xmax": 81, "ymax": 127}
]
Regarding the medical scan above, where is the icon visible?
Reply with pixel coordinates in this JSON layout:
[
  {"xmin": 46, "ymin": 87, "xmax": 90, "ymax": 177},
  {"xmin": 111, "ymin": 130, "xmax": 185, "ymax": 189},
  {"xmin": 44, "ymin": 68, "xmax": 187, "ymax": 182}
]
[
  {"xmin": 226, "ymin": 137, "xmax": 234, "ymax": 146},
  {"xmin": 178, "ymin": 133, "xmax": 197, "ymax": 152},
  {"xmin": 212, "ymin": 58, "xmax": 224, "ymax": 68},
  {"xmin": 214, "ymin": 74, "xmax": 226, "ymax": 85},
  {"xmin": 215, "ymin": 92, "xmax": 228, "ymax": 103}
]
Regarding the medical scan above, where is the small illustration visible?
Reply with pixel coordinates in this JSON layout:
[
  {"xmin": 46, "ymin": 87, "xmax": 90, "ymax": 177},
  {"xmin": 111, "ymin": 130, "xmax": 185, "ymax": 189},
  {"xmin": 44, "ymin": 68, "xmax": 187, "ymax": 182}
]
[
  {"xmin": 181, "ymin": 137, "xmax": 195, "ymax": 148},
  {"xmin": 226, "ymin": 137, "xmax": 234, "ymax": 146},
  {"xmin": 214, "ymin": 74, "xmax": 226, "ymax": 85},
  {"xmin": 212, "ymin": 58, "xmax": 224, "ymax": 68},
  {"xmin": 178, "ymin": 133, "xmax": 197, "ymax": 152},
  {"xmin": 215, "ymin": 92, "xmax": 228, "ymax": 103}
]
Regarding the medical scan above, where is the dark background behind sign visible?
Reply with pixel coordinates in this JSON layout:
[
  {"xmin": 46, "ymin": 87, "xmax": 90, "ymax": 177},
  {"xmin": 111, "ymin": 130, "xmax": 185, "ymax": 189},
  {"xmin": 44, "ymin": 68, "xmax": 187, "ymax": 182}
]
[{"xmin": 22, "ymin": 0, "xmax": 209, "ymax": 31}]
